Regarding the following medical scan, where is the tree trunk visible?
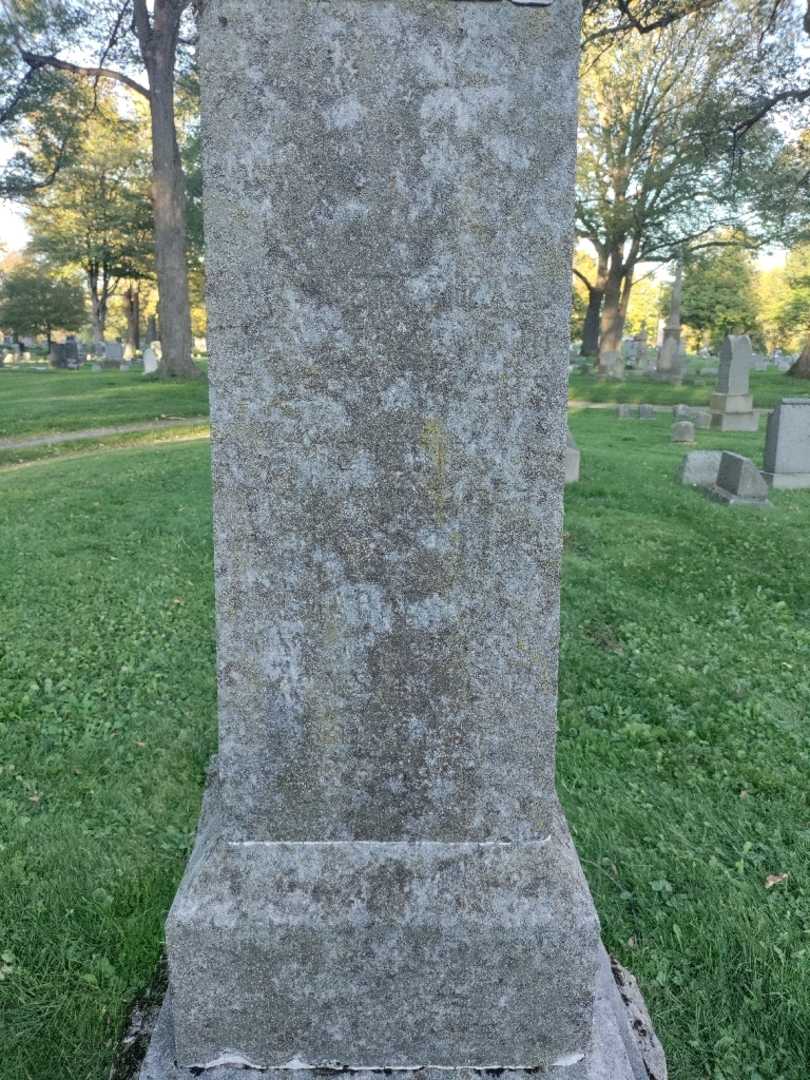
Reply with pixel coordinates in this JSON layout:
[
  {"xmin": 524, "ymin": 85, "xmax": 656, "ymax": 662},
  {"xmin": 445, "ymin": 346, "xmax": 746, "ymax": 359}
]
[
  {"xmin": 580, "ymin": 250, "xmax": 608, "ymax": 358},
  {"xmin": 598, "ymin": 253, "xmax": 625, "ymax": 371},
  {"xmin": 789, "ymin": 339, "xmax": 810, "ymax": 379},
  {"xmin": 580, "ymin": 288, "xmax": 603, "ymax": 357},
  {"xmin": 139, "ymin": 7, "xmax": 198, "ymax": 379},
  {"xmin": 147, "ymin": 313, "xmax": 158, "ymax": 343},
  {"xmin": 619, "ymin": 266, "xmax": 634, "ymax": 325},
  {"xmin": 87, "ymin": 266, "xmax": 106, "ymax": 342},
  {"xmin": 125, "ymin": 282, "xmax": 141, "ymax": 350}
]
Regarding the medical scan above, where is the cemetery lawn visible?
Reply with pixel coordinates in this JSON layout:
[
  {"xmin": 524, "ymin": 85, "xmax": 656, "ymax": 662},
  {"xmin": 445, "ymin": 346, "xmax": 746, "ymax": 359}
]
[
  {"xmin": 0, "ymin": 422, "xmax": 211, "ymax": 468},
  {"xmin": 569, "ymin": 365, "xmax": 810, "ymax": 409},
  {"xmin": 0, "ymin": 365, "xmax": 210, "ymax": 440},
  {"xmin": 0, "ymin": 412, "xmax": 808, "ymax": 1078}
]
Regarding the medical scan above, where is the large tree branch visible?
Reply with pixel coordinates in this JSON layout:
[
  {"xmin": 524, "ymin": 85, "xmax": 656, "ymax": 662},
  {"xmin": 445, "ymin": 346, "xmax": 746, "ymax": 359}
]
[
  {"xmin": 0, "ymin": 133, "xmax": 72, "ymax": 199},
  {"xmin": 733, "ymin": 85, "xmax": 810, "ymax": 142},
  {"xmin": 18, "ymin": 49, "xmax": 149, "ymax": 100},
  {"xmin": 582, "ymin": 0, "xmax": 719, "ymax": 45},
  {"xmin": 573, "ymin": 267, "xmax": 597, "ymax": 291},
  {"xmin": 0, "ymin": 66, "xmax": 38, "ymax": 125}
]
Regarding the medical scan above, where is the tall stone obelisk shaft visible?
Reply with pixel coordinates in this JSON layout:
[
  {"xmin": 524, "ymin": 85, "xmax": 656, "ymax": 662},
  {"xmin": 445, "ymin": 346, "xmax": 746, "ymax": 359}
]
[{"xmin": 143, "ymin": 3, "xmax": 665, "ymax": 1077}]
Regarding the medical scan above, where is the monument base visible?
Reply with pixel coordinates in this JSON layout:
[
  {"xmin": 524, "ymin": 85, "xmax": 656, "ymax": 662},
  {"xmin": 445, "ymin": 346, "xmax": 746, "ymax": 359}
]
[
  {"xmin": 710, "ymin": 392, "xmax": 755, "ymax": 414},
  {"xmin": 710, "ymin": 412, "xmax": 759, "ymax": 432},
  {"xmin": 140, "ymin": 951, "xmax": 665, "ymax": 1080},
  {"xmin": 764, "ymin": 471, "xmax": 810, "ymax": 489},
  {"xmin": 706, "ymin": 484, "xmax": 773, "ymax": 509},
  {"xmin": 140, "ymin": 776, "xmax": 665, "ymax": 1080}
]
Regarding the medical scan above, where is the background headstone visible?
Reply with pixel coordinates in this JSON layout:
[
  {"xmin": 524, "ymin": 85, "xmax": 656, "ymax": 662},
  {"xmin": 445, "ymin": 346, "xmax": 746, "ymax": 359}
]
[
  {"xmin": 639, "ymin": 403, "xmax": 656, "ymax": 419},
  {"xmin": 710, "ymin": 336, "xmax": 758, "ymax": 432},
  {"xmin": 764, "ymin": 398, "xmax": 810, "ymax": 488},
  {"xmin": 49, "ymin": 343, "xmax": 68, "ymax": 368},
  {"xmin": 653, "ymin": 260, "xmax": 684, "ymax": 384},
  {"xmin": 143, "ymin": 1, "xmax": 663, "ymax": 1078},
  {"xmin": 105, "ymin": 341, "xmax": 124, "ymax": 362},
  {"xmin": 709, "ymin": 452, "xmax": 772, "ymax": 507},
  {"xmin": 672, "ymin": 420, "xmax": 695, "ymax": 443},
  {"xmin": 565, "ymin": 427, "xmax": 580, "ymax": 483},
  {"xmin": 142, "ymin": 347, "xmax": 159, "ymax": 375},
  {"xmin": 679, "ymin": 450, "xmax": 722, "ymax": 488}
]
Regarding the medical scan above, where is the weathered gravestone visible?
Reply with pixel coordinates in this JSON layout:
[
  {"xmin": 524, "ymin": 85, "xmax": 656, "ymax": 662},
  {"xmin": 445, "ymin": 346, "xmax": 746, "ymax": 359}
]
[
  {"xmin": 598, "ymin": 348, "xmax": 624, "ymax": 380},
  {"xmin": 142, "ymin": 346, "xmax": 160, "ymax": 375},
  {"xmin": 764, "ymin": 398, "xmax": 810, "ymax": 489},
  {"xmin": 617, "ymin": 403, "xmax": 639, "ymax": 419},
  {"xmin": 653, "ymin": 261, "xmax": 685, "ymax": 384},
  {"xmin": 639, "ymin": 403, "xmax": 657, "ymax": 419},
  {"xmin": 679, "ymin": 450, "xmax": 722, "ymax": 488},
  {"xmin": 566, "ymin": 426, "xmax": 581, "ymax": 483},
  {"xmin": 142, "ymin": 2, "xmax": 665, "ymax": 1077},
  {"xmin": 710, "ymin": 336, "xmax": 758, "ymax": 432},
  {"xmin": 707, "ymin": 452, "xmax": 772, "ymax": 508},
  {"xmin": 49, "ymin": 343, "xmax": 68, "ymax": 368},
  {"xmin": 105, "ymin": 340, "xmax": 124, "ymax": 363},
  {"xmin": 671, "ymin": 421, "xmax": 695, "ymax": 443}
]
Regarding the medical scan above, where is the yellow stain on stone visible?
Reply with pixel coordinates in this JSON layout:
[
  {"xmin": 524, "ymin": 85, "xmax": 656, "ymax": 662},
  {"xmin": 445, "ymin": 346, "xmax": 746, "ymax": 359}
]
[{"xmin": 419, "ymin": 417, "xmax": 449, "ymax": 519}]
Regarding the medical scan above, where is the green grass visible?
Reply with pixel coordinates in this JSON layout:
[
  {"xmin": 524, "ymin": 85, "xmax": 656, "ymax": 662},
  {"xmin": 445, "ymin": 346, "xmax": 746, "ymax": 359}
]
[
  {"xmin": 0, "ymin": 414, "xmax": 808, "ymax": 1078},
  {"xmin": 569, "ymin": 365, "xmax": 810, "ymax": 408},
  {"xmin": 561, "ymin": 410, "xmax": 810, "ymax": 1079},
  {"xmin": 0, "ymin": 442, "xmax": 217, "ymax": 1080},
  {"xmin": 0, "ymin": 366, "xmax": 210, "ymax": 439}
]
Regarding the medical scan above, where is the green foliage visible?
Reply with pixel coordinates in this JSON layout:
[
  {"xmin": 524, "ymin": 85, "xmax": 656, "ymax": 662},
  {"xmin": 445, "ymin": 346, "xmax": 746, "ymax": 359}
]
[
  {"xmin": 24, "ymin": 85, "xmax": 154, "ymax": 337},
  {"xmin": 757, "ymin": 245, "xmax": 810, "ymax": 353},
  {"xmin": 0, "ymin": 261, "xmax": 85, "ymax": 340},
  {"xmin": 681, "ymin": 243, "xmax": 764, "ymax": 349},
  {"xmin": 624, "ymin": 275, "xmax": 661, "ymax": 336},
  {"xmin": 576, "ymin": 11, "xmax": 785, "ymax": 268}
]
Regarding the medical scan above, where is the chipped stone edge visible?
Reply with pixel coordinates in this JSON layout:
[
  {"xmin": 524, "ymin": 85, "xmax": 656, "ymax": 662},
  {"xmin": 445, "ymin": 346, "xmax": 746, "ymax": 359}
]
[{"xmin": 137, "ymin": 948, "xmax": 665, "ymax": 1079}]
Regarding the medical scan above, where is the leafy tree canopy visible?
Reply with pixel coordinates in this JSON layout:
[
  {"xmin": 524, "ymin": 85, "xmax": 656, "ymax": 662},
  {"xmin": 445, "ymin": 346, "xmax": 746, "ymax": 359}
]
[
  {"xmin": 0, "ymin": 259, "xmax": 85, "ymax": 340},
  {"xmin": 681, "ymin": 236, "xmax": 764, "ymax": 348}
]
